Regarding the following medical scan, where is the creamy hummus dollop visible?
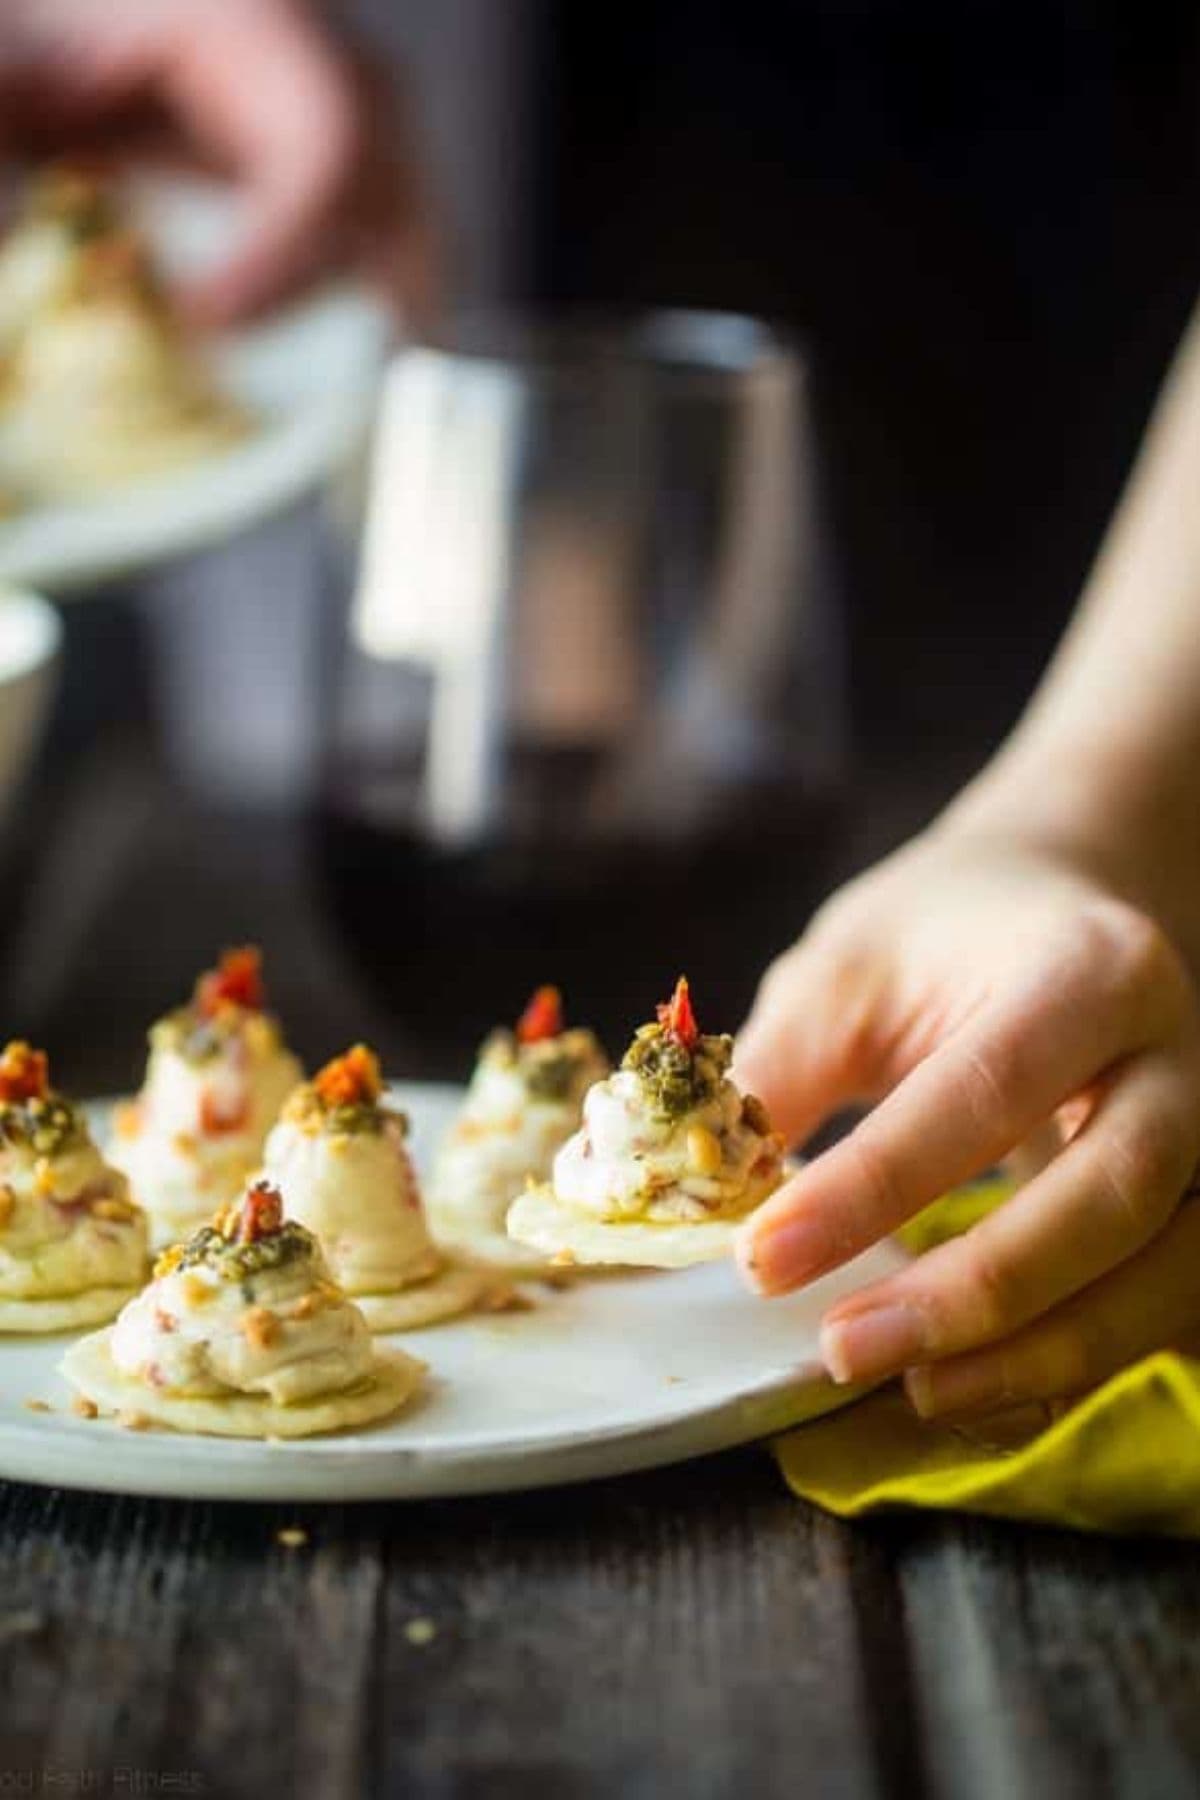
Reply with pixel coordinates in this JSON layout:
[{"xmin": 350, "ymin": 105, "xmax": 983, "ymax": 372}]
[
  {"xmin": 110, "ymin": 1181, "xmax": 374, "ymax": 1404},
  {"xmin": 547, "ymin": 979, "xmax": 783, "ymax": 1225},
  {"xmin": 262, "ymin": 1045, "xmax": 443, "ymax": 1295},
  {"xmin": 429, "ymin": 988, "xmax": 609, "ymax": 1241},
  {"xmin": 111, "ymin": 947, "xmax": 302, "ymax": 1245},
  {"xmin": 0, "ymin": 1041, "xmax": 147, "ymax": 1300}
]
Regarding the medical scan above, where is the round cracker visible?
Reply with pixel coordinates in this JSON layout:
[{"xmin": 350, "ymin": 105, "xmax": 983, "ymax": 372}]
[
  {"xmin": 59, "ymin": 1330, "xmax": 424, "ymax": 1440},
  {"xmin": 506, "ymin": 1184, "xmax": 766, "ymax": 1269},
  {"xmin": 428, "ymin": 1216, "xmax": 554, "ymax": 1277},
  {"xmin": 354, "ymin": 1259, "xmax": 494, "ymax": 1332},
  {"xmin": 0, "ymin": 1284, "xmax": 143, "ymax": 1336}
]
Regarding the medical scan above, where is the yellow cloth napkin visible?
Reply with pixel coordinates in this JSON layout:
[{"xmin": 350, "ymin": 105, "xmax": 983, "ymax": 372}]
[{"xmin": 773, "ymin": 1179, "xmax": 1200, "ymax": 1536}]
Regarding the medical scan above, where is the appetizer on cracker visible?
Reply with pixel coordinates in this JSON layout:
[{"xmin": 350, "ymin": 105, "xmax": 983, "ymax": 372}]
[
  {"xmin": 111, "ymin": 948, "xmax": 302, "ymax": 1247},
  {"xmin": 428, "ymin": 986, "xmax": 608, "ymax": 1270},
  {"xmin": 61, "ymin": 1179, "xmax": 422, "ymax": 1438},
  {"xmin": 0, "ymin": 166, "xmax": 246, "ymax": 501},
  {"xmin": 507, "ymin": 979, "xmax": 784, "ymax": 1267},
  {"xmin": 261, "ymin": 1045, "xmax": 495, "ymax": 1331},
  {"xmin": 0, "ymin": 1040, "xmax": 149, "ymax": 1333}
]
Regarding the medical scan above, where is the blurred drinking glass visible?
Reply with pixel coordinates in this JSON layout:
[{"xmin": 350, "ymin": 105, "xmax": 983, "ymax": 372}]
[{"xmin": 316, "ymin": 310, "xmax": 844, "ymax": 1065}]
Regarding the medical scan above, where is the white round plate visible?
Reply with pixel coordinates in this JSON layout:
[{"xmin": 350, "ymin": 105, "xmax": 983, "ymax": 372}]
[
  {"xmin": 0, "ymin": 1083, "xmax": 906, "ymax": 1502},
  {"xmin": 0, "ymin": 174, "xmax": 390, "ymax": 595}
]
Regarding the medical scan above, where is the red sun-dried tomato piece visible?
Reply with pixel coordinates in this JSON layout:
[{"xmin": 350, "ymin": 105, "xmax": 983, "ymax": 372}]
[
  {"xmin": 0, "ymin": 1041, "xmax": 49, "ymax": 1104},
  {"xmin": 657, "ymin": 976, "xmax": 699, "ymax": 1050},
  {"xmin": 234, "ymin": 1181, "xmax": 283, "ymax": 1243},
  {"xmin": 314, "ymin": 1044, "xmax": 382, "ymax": 1109},
  {"xmin": 516, "ymin": 986, "xmax": 563, "ymax": 1044},
  {"xmin": 195, "ymin": 946, "xmax": 266, "ymax": 1018}
]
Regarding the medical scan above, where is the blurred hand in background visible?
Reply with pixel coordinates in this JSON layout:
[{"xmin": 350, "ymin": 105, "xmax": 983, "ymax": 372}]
[{"xmin": 0, "ymin": 0, "xmax": 438, "ymax": 327}]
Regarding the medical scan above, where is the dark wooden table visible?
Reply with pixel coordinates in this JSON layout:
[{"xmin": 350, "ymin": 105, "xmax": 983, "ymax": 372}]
[{"xmin": 2, "ymin": 609, "xmax": 1200, "ymax": 1800}]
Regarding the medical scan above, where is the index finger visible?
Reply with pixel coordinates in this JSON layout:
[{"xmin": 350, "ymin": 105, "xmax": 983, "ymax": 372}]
[{"xmin": 737, "ymin": 916, "xmax": 1182, "ymax": 1295}]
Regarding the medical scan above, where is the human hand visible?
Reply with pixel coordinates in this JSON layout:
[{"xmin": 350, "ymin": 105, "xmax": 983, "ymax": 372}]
[
  {"xmin": 734, "ymin": 828, "xmax": 1200, "ymax": 1421},
  {"xmin": 0, "ymin": 0, "xmax": 436, "ymax": 327}
]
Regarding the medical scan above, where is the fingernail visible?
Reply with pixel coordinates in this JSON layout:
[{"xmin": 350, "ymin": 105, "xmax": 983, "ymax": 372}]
[
  {"xmin": 904, "ymin": 1361, "xmax": 998, "ymax": 1419},
  {"xmin": 820, "ymin": 1303, "xmax": 928, "ymax": 1384},
  {"xmin": 904, "ymin": 1366, "xmax": 937, "ymax": 1417},
  {"xmin": 737, "ymin": 1211, "xmax": 838, "ymax": 1295}
]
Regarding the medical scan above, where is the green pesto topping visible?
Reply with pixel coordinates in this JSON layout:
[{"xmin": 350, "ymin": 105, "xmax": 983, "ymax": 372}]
[
  {"xmin": 0, "ymin": 1094, "xmax": 86, "ymax": 1158},
  {"xmin": 173, "ymin": 1219, "xmax": 313, "ymax": 1283},
  {"xmin": 622, "ymin": 1025, "xmax": 733, "ymax": 1124},
  {"xmin": 282, "ymin": 1085, "xmax": 402, "ymax": 1139},
  {"xmin": 481, "ymin": 1028, "xmax": 600, "ymax": 1104},
  {"xmin": 523, "ymin": 1048, "xmax": 581, "ymax": 1103},
  {"xmin": 323, "ymin": 1100, "xmax": 386, "ymax": 1137}
]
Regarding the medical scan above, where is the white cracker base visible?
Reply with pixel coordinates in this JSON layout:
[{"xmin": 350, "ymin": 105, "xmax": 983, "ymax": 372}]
[
  {"xmin": 0, "ymin": 1285, "xmax": 142, "ymax": 1336},
  {"xmin": 60, "ymin": 1331, "xmax": 424, "ymax": 1439},
  {"xmin": 353, "ymin": 1260, "xmax": 494, "ymax": 1332},
  {"xmin": 506, "ymin": 1184, "xmax": 755, "ymax": 1268}
]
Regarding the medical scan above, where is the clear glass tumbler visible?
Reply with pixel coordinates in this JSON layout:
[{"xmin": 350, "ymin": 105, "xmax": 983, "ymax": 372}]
[{"xmin": 314, "ymin": 309, "xmax": 844, "ymax": 1065}]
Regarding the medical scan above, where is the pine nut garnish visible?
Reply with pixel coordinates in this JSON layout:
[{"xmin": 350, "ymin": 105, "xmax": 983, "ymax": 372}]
[
  {"xmin": 687, "ymin": 1125, "xmax": 723, "ymax": 1177},
  {"xmin": 71, "ymin": 1396, "xmax": 99, "ymax": 1420},
  {"xmin": 33, "ymin": 1159, "xmax": 55, "ymax": 1198},
  {"xmin": 90, "ymin": 1195, "xmax": 136, "ymax": 1223},
  {"xmin": 242, "ymin": 1305, "xmax": 280, "ymax": 1350}
]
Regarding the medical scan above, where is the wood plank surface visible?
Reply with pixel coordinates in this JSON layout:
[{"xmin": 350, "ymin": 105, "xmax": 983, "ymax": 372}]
[{"xmin": 4, "ymin": 1457, "xmax": 1200, "ymax": 1799}]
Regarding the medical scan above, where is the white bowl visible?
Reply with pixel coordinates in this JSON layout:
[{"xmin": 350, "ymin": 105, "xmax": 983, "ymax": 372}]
[{"xmin": 0, "ymin": 588, "xmax": 61, "ymax": 821}]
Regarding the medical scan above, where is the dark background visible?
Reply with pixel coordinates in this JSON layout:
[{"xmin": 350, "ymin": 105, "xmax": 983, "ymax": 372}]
[{"xmin": 532, "ymin": 0, "xmax": 1200, "ymax": 753}]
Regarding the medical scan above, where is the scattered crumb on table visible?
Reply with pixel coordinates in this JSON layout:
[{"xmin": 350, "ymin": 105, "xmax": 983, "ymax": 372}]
[
  {"xmin": 24, "ymin": 1398, "xmax": 51, "ymax": 1414},
  {"xmin": 276, "ymin": 1527, "xmax": 309, "ymax": 1550},
  {"xmin": 404, "ymin": 1617, "xmax": 436, "ymax": 1646},
  {"xmin": 117, "ymin": 1409, "xmax": 151, "ymax": 1432},
  {"xmin": 71, "ymin": 1395, "xmax": 99, "ymax": 1419}
]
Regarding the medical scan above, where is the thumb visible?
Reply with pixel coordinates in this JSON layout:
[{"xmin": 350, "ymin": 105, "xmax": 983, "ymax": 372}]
[{"xmin": 733, "ymin": 933, "xmax": 887, "ymax": 1149}]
